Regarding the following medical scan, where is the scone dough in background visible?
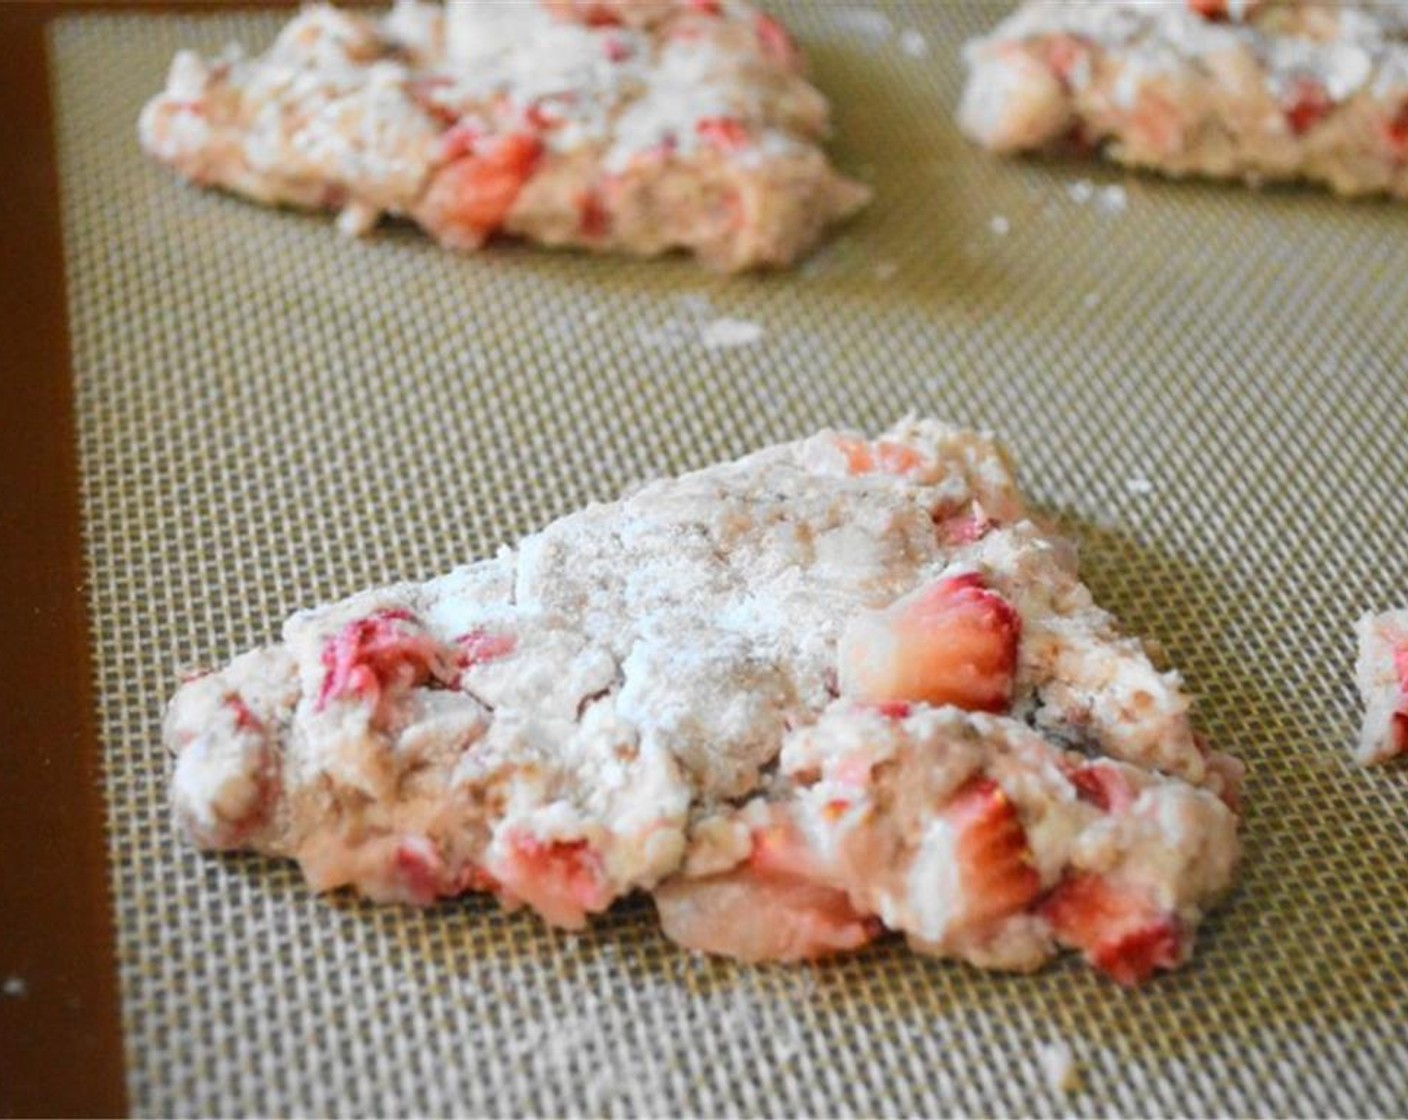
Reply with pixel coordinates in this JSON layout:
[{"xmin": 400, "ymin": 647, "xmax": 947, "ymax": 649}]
[
  {"xmin": 138, "ymin": 0, "xmax": 869, "ymax": 271},
  {"xmin": 960, "ymin": 0, "xmax": 1408, "ymax": 201},
  {"xmin": 1353, "ymin": 610, "xmax": 1408, "ymax": 766},
  {"xmin": 166, "ymin": 418, "xmax": 1244, "ymax": 985}
]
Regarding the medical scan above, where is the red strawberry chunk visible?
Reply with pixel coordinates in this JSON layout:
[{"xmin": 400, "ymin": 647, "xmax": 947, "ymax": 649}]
[
  {"xmin": 392, "ymin": 835, "xmax": 450, "ymax": 905},
  {"xmin": 696, "ymin": 116, "xmax": 751, "ymax": 152},
  {"xmin": 835, "ymin": 435, "xmax": 926, "ymax": 477},
  {"xmin": 420, "ymin": 132, "xmax": 543, "ymax": 249},
  {"xmin": 1186, "ymin": 0, "xmax": 1261, "ymax": 21},
  {"xmin": 456, "ymin": 629, "xmax": 517, "ymax": 667},
  {"xmin": 577, "ymin": 189, "xmax": 611, "ymax": 238},
  {"xmin": 936, "ymin": 507, "xmax": 996, "ymax": 547},
  {"xmin": 943, "ymin": 777, "xmax": 1042, "ymax": 930},
  {"xmin": 755, "ymin": 13, "xmax": 799, "ymax": 68},
  {"xmin": 493, "ymin": 834, "xmax": 612, "ymax": 929},
  {"xmin": 602, "ymin": 34, "xmax": 633, "ymax": 63},
  {"xmin": 1383, "ymin": 101, "xmax": 1408, "ymax": 161},
  {"xmin": 862, "ymin": 700, "xmax": 913, "ymax": 720},
  {"xmin": 1041, "ymin": 34, "xmax": 1089, "ymax": 89},
  {"xmin": 228, "ymin": 695, "xmax": 263, "ymax": 734},
  {"xmin": 435, "ymin": 121, "xmax": 482, "ymax": 163},
  {"xmin": 1284, "ymin": 77, "xmax": 1332, "ymax": 136},
  {"xmin": 698, "ymin": 116, "xmax": 754, "ymax": 152},
  {"xmin": 839, "ymin": 573, "xmax": 1022, "ymax": 713},
  {"xmin": 316, "ymin": 609, "xmax": 449, "ymax": 711},
  {"xmin": 688, "ymin": 0, "xmax": 722, "ymax": 14},
  {"xmin": 1069, "ymin": 763, "xmax": 1137, "ymax": 813},
  {"xmin": 1040, "ymin": 873, "xmax": 1185, "ymax": 985}
]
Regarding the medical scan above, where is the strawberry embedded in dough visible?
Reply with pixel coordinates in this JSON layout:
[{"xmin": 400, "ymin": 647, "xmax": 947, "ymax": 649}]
[
  {"xmin": 1067, "ymin": 761, "xmax": 1139, "ymax": 814},
  {"xmin": 696, "ymin": 116, "xmax": 750, "ymax": 153},
  {"xmin": 419, "ymin": 131, "xmax": 543, "ymax": 249},
  {"xmin": 315, "ymin": 609, "xmax": 451, "ymax": 712},
  {"xmin": 391, "ymin": 835, "xmax": 452, "ymax": 906},
  {"xmin": 1283, "ymin": 77, "xmax": 1332, "ymax": 136},
  {"xmin": 1040, "ymin": 872, "xmax": 1186, "ymax": 986},
  {"xmin": 838, "ymin": 573, "xmax": 1021, "ymax": 713},
  {"xmin": 489, "ymin": 833, "xmax": 613, "ymax": 930},
  {"xmin": 916, "ymin": 777, "xmax": 1041, "ymax": 939},
  {"xmin": 1393, "ymin": 643, "xmax": 1408, "ymax": 754},
  {"xmin": 754, "ymin": 13, "xmax": 800, "ymax": 69},
  {"xmin": 834, "ymin": 434, "xmax": 926, "ymax": 477},
  {"xmin": 654, "ymin": 812, "xmax": 879, "ymax": 962}
]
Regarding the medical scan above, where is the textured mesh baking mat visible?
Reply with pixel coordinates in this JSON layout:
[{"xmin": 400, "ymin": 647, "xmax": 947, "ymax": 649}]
[{"xmin": 52, "ymin": 5, "xmax": 1408, "ymax": 1116}]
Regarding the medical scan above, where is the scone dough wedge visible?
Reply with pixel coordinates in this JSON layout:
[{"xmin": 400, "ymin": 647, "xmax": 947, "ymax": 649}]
[
  {"xmin": 166, "ymin": 418, "xmax": 1244, "ymax": 984},
  {"xmin": 138, "ymin": 0, "xmax": 869, "ymax": 271},
  {"xmin": 960, "ymin": 0, "xmax": 1408, "ymax": 201},
  {"xmin": 1353, "ymin": 609, "xmax": 1408, "ymax": 766}
]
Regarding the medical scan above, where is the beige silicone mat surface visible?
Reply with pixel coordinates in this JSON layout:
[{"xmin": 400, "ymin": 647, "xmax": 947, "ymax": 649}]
[{"xmin": 53, "ymin": 4, "xmax": 1408, "ymax": 1116}]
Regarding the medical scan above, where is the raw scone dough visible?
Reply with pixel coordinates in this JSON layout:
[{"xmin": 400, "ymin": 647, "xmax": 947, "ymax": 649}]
[
  {"xmin": 138, "ymin": 0, "xmax": 869, "ymax": 271},
  {"xmin": 1353, "ymin": 609, "xmax": 1408, "ymax": 766},
  {"xmin": 166, "ymin": 418, "xmax": 1244, "ymax": 984},
  {"xmin": 959, "ymin": 0, "xmax": 1408, "ymax": 200}
]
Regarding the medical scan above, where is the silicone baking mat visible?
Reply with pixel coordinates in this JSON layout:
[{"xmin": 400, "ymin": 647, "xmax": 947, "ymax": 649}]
[{"xmin": 53, "ymin": 5, "xmax": 1408, "ymax": 1116}]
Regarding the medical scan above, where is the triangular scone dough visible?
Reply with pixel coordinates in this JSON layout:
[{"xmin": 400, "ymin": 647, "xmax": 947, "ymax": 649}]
[
  {"xmin": 166, "ymin": 418, "xmax": 1243, "ymax": 983},
  {"xmin": 138, "ymin": 0, "xmax": 869, "ymax": 271},
  {"xmin": 959, "ymin": 1, "xmax": 1408, "ymax": 201}
]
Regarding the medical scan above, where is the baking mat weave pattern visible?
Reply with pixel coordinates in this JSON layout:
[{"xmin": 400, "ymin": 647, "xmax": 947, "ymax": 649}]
[{"xmin": 53, "ymin": 5, "xmax": 1408, "ymax": 1116}]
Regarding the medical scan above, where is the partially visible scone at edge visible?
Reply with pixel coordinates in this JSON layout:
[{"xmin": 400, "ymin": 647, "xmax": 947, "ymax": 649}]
[
  {"xmin": 165, "ymin": 418, "xmax": 1244, "ymax": 984},
  {"xmin": 958, "ymin": 0, "xmax": 1408, "ymax": 200},
  {"xmin": 137, "ymin": 0, "xmax": 869, "ymax": 271},
  {"xmin": 1353, "ymin": 609, "xmax": 1408, "ymax": 765}
]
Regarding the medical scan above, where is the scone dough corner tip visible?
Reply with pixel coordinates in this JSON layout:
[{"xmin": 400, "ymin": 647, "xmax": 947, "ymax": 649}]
[
  {"xmin": 165, "ymin": 417, "xmax": 1245, "ymax": 985},
  {"xmin": 137, "ymin": 0, "xmax": 870, "ymax": 272}
]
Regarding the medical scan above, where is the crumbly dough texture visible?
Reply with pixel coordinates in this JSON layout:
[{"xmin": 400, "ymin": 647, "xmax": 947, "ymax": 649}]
[
  {"xmin": 138, "ymin": 0, "xmax": 869, "ymax": 270},
  {"xmin": 1353, "ymin": 609, "xmax": 1408, "ymax": 766},
  {"xmin": 959, "ymin": 0, "xmax": 1408, "ymax": 200},
  {"xmin": 165, "ymin": 419, "xmax": 1243, "ymax": 981}
]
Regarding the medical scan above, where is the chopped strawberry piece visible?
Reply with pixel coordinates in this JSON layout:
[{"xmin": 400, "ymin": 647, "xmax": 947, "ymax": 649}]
[
  {"xmin": 1186, "ymin": 0, "xmax": 1261, "ymax": 20},
  {"xmin": 227, "ymin": 696, "xmax": 263, "ymax": 734},
  {"xmin": 1284, "ymin": 77, "xmax": 1332, "ymax": 136},
  {"xmin": 655, "ymin": 863, "xmax": 879, "ymax": 962},
  {"xmin": 1068, "ymin": 763, "xmax": 1137, "ymax": 813},
  {"xmin": 456, "ymin": 629, "xmax": 516, "ymax": 667},
  {"xmin": 1041, "ymin": 34, "xmax": 1088, "ymax": 89},
  {"xmin": 561, "ymin": 1, "xmax": 623, "ymax": 28},
  {"xmin": 687, "ymin": 0, "xmax": 722, "ymax": 14},
  {"xmin": 1383, "ymin": 101, "xmax": 1408, "ymax": 161},
  {"xmin": 838, "ymin": 573, "xmax": 1021, "ymax": 713},
  {"xmin": 821, "ymin": 799, "xmax": 851, "ymax": 823},
  {"xmin": 577, "ymin": 189, "xmax": 611, "ymax": 238},
  {"xmin": 1040, "ymin": 873, "xmax": 1185, "ymax": 985},
  {"xmin": 863, "ymin": 700, "xmax": 913, "ymax": 719},
  {"xmin": 835, "ymin": 435, "xmax": 926, "ymax": 477},
  {"xmin": 936, "ymin": 508, "xmax": 995, "ymax": 546},
  {"xmin": 696, "ymin": 116, "xmax": 750, "ymax": 152},
  {"xmin": 392, "ymin": 835, "xmax": 449, "ymax": 905},
  {"xmin": 602, "ymin": 34, "xmax": 633, "ymax": 63},
  {"xmin": 456, "ymin": 864, "xmax": 500, "ymax": 895},
  {"xmin": 435, "ymin": 121, "xmax": 482, "ymax": 163},
  {"xmin": 493, "ymin": 834, "xmax": 612, "ymax": 929},
  {"xmin": 1391, "ymin": 643, "xmax": 1408, "ymax": 755},
  {"xmin": 942, "ymin": 777, "xmax": 1042, "ymax": 930},
  {"xmin": 754, "ymin": 12, "xmax": 799, "ymax": 68},
  {"xmin": 419, "ymin": 132, "xmax": 543, "ymax": 250},
  {"xmin": 316, "ymin": 609, "xmax": 450, "ymax": 712}
]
